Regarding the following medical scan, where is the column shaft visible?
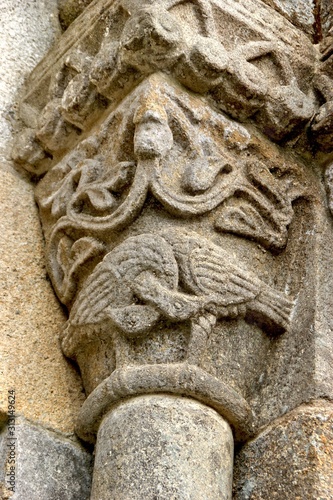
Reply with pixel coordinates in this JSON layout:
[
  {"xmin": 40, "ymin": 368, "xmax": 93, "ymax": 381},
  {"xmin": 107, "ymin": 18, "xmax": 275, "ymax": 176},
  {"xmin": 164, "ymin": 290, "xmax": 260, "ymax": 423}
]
[{"xmin": 91, "ymin": 395, "xmax": 234, "ymax": 500}]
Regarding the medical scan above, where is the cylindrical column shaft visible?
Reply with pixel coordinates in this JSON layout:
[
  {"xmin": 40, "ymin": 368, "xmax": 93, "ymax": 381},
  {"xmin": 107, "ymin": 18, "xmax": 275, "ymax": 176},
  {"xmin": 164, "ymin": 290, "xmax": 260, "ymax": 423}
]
[{"xmin": 91, "ymin": 394, "xmax": 233, "ymax": 500}]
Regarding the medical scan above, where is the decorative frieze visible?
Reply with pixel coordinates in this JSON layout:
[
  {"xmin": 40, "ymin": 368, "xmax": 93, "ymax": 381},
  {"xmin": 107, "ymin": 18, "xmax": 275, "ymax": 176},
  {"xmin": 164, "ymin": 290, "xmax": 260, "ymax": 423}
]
[{"xmin": 13, "ymin": 0, "xmax": 316, "ymax": 174}]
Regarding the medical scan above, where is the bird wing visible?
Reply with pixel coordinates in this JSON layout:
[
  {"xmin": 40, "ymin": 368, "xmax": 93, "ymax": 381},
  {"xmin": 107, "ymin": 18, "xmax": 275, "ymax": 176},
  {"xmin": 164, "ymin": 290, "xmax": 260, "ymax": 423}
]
[
  {"xmin": 189, "ymin": 245, "xmax": 259, "ymax": 305},
  {"xmin": 69, "ymin": 263, "xmax": 130, "ymax": 326},
  {"xmin": 69, "ymin": 233, "xmax": 179, "ymax": 326}
]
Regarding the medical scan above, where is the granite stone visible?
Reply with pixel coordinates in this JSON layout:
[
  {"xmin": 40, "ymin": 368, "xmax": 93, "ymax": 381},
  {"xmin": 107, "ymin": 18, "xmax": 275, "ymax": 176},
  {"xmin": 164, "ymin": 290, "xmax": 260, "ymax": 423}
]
[
  {"xmin": 233, "ymin": 401, "xmax": 333, "ymax": 499},
  {"xmin": 0, "ymin": 418, "xmax": 92, "ymax": 500},
  {"xmin": 91, "ymin": 395, "xmax": 233, "ymax": 500},
  {"xmin": 5, "ymin": 0, "xmax": 333, "ymax": 498}
]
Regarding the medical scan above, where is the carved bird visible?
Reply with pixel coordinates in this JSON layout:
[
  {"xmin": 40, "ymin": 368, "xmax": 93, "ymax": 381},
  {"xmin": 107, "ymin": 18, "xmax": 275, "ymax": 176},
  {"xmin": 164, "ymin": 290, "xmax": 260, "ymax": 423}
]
[
  {"xmin": 156, "ymin": 228, "xmax": 294, "ymax": 363},
  {"xmin": 65, "ymin": 230, "xmax": 293, "ymax": 363},
  {"xmin": 67, "ymin": 233, "xmax": 205, "ymax": 337},
  {"xmin": 160, "ymin": 229, "xmax": 294, "ymax": 335}
]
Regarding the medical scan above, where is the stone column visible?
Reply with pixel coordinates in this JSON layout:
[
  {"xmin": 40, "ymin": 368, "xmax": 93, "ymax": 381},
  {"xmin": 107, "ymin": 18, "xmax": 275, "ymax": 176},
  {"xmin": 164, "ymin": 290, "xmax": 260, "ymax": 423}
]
[
  {"xmin": 91, "ymin": 395, "xmax": 233, "ymax": 499},
  {"xmin": 10, "ymin": 0, "xmax": 333, "ymax": 499}
]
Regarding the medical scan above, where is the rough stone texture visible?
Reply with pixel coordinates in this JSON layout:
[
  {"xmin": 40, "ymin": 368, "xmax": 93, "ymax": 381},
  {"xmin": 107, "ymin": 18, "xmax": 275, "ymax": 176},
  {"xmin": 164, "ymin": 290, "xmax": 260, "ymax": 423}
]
[
  {"xmin": 0, "ymin": 0, "xmax": 83, "ymax": 448},
  {"xmin": 260, "ymin": 1, "xmax": 332, "ymax": 41},
  {"xmin": 261, "ymin": 0, "xmax": 315, "ymax": 38},
  {"xmin": 0, "ymin": 0, "xmax": 60, "ymax": 164},
  {"xmin": 14, "ymin": 0, "xmax": 316, "ymax": 173},
  {"xmin": 6, "ymin": 0, "xmax": 333, "ymax": 498},
  {"xmin": 58, "ymin": 0, "xmax": 94, "ymax": 30},
  {"xmin": 310, "ymin": 35, "xmax": 333, "ymax": 153},
  {"xmin": 0, "ymin": 417, "xmax": 92, "ymax": 499},
  {"xmin": 233, "ymin": 401, "xmax": 333, "ymax": 499},
  {"xmin": 0, "ymin": 162, "xmax": 85, "ymax": 433},
  {"xmin": 321, "ymin": 0, "xmax": 333, "ymax": 37},
  {"xmin": 31, "ymin": 68, "xmax": 326, "ymax": 445},
  {"xmin": 248, "ymin": 197, "xmax": 333, "ymax": 429},
  {"xmin": 91, "ymin": 395, "xmax": 233, "ymax": 500}
]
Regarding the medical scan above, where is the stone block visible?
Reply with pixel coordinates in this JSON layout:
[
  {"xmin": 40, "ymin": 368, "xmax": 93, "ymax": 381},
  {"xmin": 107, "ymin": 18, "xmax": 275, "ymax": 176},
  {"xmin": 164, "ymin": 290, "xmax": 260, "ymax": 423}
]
[
  {"xmin": 0, "ymin": 163, "xmax": 85, "ymax": 434},
  {"xmin": 234, "ymin": 401, "xmax": 333, "ymax": 499},
  {"xmin": 0, "ymin": 418, "xmax": 92, "ymax": 499},
  {"xmin": 260, "ymin": 0, "xmax": 315, "ymax": 37}
]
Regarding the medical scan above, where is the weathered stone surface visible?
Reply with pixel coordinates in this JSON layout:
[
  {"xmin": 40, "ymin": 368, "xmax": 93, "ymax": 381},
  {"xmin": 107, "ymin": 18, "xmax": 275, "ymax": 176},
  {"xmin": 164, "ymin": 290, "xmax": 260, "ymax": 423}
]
[
  {"xmin": 0, "ymin": 0, "xmax": 60, "ymax": 164},
  {"xmin": 233, "ymin": 401, "xmax": 333, "ymax": 499},
  {"xmin": 31, "ymin": 72, "xmax": 330, "ymax": 440},
  {"xmin": 13, "ymin": 0, "xmax": 316, "ymax": 176},
  {"xmin": 248, "ymin": 197, "xmax": 333, "ymax": 429},
  {"xmin": 261, "ymin": 0, "xmax": 315, "ymax": 37},
  {"xmin": 0, "ymin": 417, "xmax": 92, "ymax": 499},
  {"xmin": 7, "ymin": 0, "xmax": 333, "ymax": 498},
  {"xmin": 91, "ymin": 395, "xmax": 233, "ymax": 500},
  {"xmin": 0, "ymin": 163, "xmax": 85, "ymax": 434},
  {"xmin": 76, "ymin": 364, "xmax": 253, "ymax": 444},
  {"xmin": 310, "ymin": 35, "xmax": 333, "ymax": 152},
  {"xmin": 321, "ymin": 0, "xmax": 333, "ymax": 37},
  {"xmin": 58, "ymin": 0, "xmax": 94, "ymax": 30}
]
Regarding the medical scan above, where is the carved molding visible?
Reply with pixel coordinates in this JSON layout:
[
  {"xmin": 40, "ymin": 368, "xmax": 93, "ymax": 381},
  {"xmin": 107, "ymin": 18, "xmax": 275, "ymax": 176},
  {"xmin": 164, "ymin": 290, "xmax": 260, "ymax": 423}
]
[
  {"xmin": 12, "ymin": 0, "xmax": 317, "ymax": 175},
  {"xmin": 76, "ymin": 363, "xmax": 254, "ymax": 443}
]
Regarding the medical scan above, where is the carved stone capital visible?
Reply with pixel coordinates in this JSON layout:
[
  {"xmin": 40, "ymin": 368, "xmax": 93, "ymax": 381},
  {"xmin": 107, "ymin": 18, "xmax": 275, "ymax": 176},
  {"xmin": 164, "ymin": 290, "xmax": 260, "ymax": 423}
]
[
  {"xmin": 12, "ymin": 0, "xmax": 333, "ymax": 497},
  {"xmin": 26, "ymin": 73, "xmax": 318, "ymax": 444}
]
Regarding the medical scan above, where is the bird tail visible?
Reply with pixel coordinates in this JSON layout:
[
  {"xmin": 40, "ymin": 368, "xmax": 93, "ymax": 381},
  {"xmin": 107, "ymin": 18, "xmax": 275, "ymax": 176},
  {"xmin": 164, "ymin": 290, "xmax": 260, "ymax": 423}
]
[{"xmin": 247, "ymin": 285, "xmax": 294, "ymax": 335}]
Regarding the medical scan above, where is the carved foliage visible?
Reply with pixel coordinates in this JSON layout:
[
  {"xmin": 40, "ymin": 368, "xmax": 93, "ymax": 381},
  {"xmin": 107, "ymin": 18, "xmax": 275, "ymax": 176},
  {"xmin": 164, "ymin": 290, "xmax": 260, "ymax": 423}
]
[
  {"xmin": 90, "ymin": 2, "xmax": 314, "ymax": 141},
  {"xmin": 13, "ymin": 50, "xmax": 108, "ymax": 174},
  {"xmin": 34, "ymin": 77, "xmax": 305, "ymax": 325},
  {"xmin": 15, "ymin": 1, "xmax": 323, "ymax": 433}
]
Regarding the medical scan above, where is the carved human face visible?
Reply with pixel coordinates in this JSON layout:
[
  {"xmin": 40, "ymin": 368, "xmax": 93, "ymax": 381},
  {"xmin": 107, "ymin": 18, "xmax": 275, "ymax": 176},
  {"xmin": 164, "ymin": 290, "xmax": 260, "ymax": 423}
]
[{"xmin": 134, "ymin": 113, "xmax": 173, "ymax": 159}]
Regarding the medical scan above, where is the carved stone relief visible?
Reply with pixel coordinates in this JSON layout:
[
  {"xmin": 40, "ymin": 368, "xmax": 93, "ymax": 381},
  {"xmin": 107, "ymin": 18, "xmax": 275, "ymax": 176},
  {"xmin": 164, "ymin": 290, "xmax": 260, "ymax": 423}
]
[
  {"xmin": 11, "ymin": 0, "xmax": 333, "ymax": 498},
  {"xmin": 13, "ymin": 0, "xmax": 316, "ymax": 174},
  {"xmin": 311, "ymin": 35, "xmax": 333, "ymax": 153},
  {"xmin": 21, "ymin": 68, "xmax": 318, "ymax": 440}
]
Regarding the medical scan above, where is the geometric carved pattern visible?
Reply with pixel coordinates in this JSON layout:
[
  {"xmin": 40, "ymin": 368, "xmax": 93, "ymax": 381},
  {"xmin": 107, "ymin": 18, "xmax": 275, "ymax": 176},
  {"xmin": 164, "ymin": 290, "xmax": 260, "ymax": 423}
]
[{"xmin": 13, "ymin": 0, "xmax": 317, "ymax": 175}]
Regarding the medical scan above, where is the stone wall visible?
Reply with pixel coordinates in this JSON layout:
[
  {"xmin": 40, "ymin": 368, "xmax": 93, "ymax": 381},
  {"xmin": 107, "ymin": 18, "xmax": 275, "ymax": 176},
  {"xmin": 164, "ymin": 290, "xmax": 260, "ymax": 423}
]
[{"xmin": 0, "ymin": 2, "xmax": 92, "ymax": 499}]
